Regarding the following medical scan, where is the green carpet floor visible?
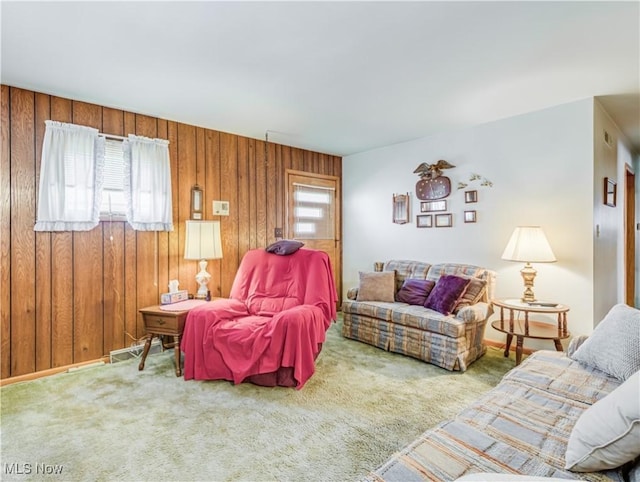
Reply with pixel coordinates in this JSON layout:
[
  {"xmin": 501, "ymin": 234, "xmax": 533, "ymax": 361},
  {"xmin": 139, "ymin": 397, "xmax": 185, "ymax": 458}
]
[{"xmin": 1, "ymin": 319, "xmax": 514, "ymax": 482}]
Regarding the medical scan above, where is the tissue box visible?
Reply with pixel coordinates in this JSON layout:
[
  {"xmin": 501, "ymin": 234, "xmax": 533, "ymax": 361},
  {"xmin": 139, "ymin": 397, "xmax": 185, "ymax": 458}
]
[{"xmin": 160, "ymin": 290, "xmax": 189, "ymax": 305}]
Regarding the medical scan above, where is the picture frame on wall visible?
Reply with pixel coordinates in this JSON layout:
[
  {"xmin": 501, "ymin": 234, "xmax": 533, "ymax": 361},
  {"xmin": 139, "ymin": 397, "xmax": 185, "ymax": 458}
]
[
  {"xmin": 464, "ymin": 190, "xmax": 478, "ymax": 203},
  {"xmin": 191, "ymin": 184, "xmax": 203, "ymax": 220},
  {"xmin": 464, "ymin": 210, "xmax": 477, "ymax": 223},
  {"xmin": 420, "ymin": 200, "xmax": 447, "ymax": 212},
  {"xmin": 435, "ymin": 213, "xmax": 453, "ymax": 228},
  {"xmin": 604, "ymin": 177, "xmax": 616, "ymax": 207},
  {"xmin": 392, "ymin": 193, "xmax": 411, "ymax": 224},
  {"xmin": 416, "ymin": 214, "xmax": 433, "ymax": 228}
]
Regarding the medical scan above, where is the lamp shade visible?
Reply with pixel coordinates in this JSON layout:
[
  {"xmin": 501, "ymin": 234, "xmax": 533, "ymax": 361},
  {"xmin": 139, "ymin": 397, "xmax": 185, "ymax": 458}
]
[
  {"xmin": 501, "ymin": 226, "xmax": 556, "ymax": 263},
  {"xmin": 184, "ymin": 220, "xmax": 223, "ymax": 260}
]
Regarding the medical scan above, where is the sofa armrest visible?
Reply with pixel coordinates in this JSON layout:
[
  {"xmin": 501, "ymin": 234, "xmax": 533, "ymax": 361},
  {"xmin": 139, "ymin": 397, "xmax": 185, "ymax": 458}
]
[
  {"xmin": 456, "ymin": 302, "xmax": 492, "ymax": 323},
  {"xmin": 346, "ymin": 287, "xmax": 359, "ymax": 300},
  {"xmin": 567, "ymin": 335, "xmax": 589, "ymax": 357}
]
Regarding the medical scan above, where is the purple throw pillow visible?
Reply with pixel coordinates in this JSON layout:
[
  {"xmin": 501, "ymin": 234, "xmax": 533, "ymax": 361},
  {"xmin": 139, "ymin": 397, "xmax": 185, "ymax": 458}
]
[
  {"xmin": 265, "ymin": 240, "xmax": 305, "ymax": 255},
  {"xmin": 424, "ymin": 275, "xmax": 471, "ymax": 315},
  {"xmin": 396, "ymin": 279, "xmax": 436, "ymax": 306}
]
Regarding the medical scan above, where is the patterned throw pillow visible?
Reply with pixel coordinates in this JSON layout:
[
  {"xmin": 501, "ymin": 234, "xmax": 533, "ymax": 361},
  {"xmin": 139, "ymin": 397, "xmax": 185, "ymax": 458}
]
[
  {"xmin": 424, "ymin": 275, "xmax": 471, "ymax": 315},
  {"xmin": 396, "ymin": 279, "xmax": 436, "ymax": 306},
  {"xmin": 356, "ymin": 271, "xmax": 395, "ymax": 302},
  {"xmin": 454, "ymin": 277, "xmax": 487, "ymax": 312},
  {"xmin": 571, "ymin": 303, "xmax": 640, "ymax": 381}
]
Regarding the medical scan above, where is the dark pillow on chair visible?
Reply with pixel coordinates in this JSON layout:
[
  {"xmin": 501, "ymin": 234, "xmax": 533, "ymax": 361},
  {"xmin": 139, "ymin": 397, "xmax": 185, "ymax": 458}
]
[
  {"xmin": 424, "ymin": 275, "xmax": 471, "ymax": 315},
  {"xmin": 265, "ymin": 240, "xmax": 304, "ymax": 255},
  {"xmin": 396, "ymin": 279, "xmax": 436, "ymax": 305}
]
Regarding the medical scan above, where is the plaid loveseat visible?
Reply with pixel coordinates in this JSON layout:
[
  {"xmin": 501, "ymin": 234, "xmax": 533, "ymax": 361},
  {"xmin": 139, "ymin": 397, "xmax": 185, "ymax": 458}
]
[{"xmin": 342, "ymin": 260, "xmax": 496, "ymax": 371}]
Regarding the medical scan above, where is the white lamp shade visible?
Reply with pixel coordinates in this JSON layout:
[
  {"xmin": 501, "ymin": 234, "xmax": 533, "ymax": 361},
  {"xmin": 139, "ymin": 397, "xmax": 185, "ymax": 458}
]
[
  {"xmin": 501, "ymin": 226, "xmax": 556, "ymax": 263},
  {"xmin": 184, "ymin": 220, "xmax": 223, "ymax": 260}
]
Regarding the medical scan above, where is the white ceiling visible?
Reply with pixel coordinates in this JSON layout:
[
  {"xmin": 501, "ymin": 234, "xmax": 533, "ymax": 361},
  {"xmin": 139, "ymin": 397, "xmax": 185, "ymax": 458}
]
[{"xmin": 1, "ymin": 1, "xmax": 639, "ymax": 156}]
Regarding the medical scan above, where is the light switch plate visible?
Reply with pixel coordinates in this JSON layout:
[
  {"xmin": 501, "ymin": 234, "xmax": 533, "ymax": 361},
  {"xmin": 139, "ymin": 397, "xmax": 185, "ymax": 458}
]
[{"xmin": 213, "ymin": 201, "xmax": 230, "ymax": 216}]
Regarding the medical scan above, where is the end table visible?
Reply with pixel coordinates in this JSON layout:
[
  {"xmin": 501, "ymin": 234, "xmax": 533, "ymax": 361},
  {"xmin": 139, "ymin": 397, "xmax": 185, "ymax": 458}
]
[
  {"xmin": 138, "ymin": 305, "xmax": 191, "ymax": 376},
  {"xmin": 491, "ymin": 298, "xmax": 570, "ymax": 365}
]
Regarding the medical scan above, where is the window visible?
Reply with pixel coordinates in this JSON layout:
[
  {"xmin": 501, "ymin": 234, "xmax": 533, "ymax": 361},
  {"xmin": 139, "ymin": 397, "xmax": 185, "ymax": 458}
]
[
  {"xmin": 35, "ymin": 121, "xmax": 173, "ymax": 232},
  {"xmin": 100, "ymin": 139, "xmax": 126, "ymax": 218},
  {"xmin": 292, "ymin": 183, "xmax": 335, "ymax": 239}
]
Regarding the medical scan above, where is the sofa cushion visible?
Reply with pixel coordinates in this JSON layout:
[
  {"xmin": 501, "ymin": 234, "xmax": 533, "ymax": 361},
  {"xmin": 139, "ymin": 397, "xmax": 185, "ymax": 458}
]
[
  {"xmin": 342, "ymin": 300, "xmax": 397, "ymax": 322},
  {"xmin": 571, "ymin": 303, "xmax": 640, "ymax": 381},
  {"xmin": 456, "ymin": 474, "xmax": 570, "ymax": 481},
  {"xmin": 366, "ymin": 354, "xmax": 628, "ymax": 482},
  {"xmin": 390, "ymin": 304, "xmax": 467, "ymax": 338},
  {"xmin": 502, "ymin": 350, "xmax": 621, "ymax": 405},
  {"xmin": 565, "ymin": 371, "xmax": 640, "ymax": 472},
  {"xmin": 356, "ymin": 271, "xmax": 395, "ymax": 302},
  {"xmin": 425, "ymin": 275, "xmax": 470, "ymax": 315},
  {"xmin": 396, "ymin": 279, "xmax": 435, "ymax": 305}
]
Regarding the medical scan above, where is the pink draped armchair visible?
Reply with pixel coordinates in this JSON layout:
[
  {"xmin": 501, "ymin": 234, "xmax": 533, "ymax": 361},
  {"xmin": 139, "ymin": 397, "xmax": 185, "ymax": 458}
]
[{"xmin": 181, "ymin": 248, "xmax": 337, "ymax": 389}]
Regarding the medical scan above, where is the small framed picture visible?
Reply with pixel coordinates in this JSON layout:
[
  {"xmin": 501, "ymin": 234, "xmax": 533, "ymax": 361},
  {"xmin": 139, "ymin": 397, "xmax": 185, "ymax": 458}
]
[
  {"xmin": 604, "ymin": 177, "xmax": 616, "ymax": 207},
  {"xmin": 420, "ymin": 200, "xmax": 447, "ymax": 212},
  {"xmin": 465, "ymin": 190, "xmax": 477, "ymax": 203},
  {"xmin": 416, "ymin": 214, "xmax": 433, "ymax": 228},
  {"xmin": 435, "ymin": 213, "xmax": 453, "ymax": 228},
  {"xmin": 464, "ymin": 210, "xmax": 477, "ymax": 223},
  {"xmin": 191, "ymin": 184, "xmax": 203, "ymax": 219},
  {"xmin": 392, "ymin": 193, "xmax": 410, "ymax": 224}
]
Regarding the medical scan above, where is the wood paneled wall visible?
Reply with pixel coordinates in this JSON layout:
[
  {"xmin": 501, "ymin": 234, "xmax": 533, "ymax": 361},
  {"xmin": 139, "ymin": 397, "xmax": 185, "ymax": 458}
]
[{"xmin": 0, "ymin": 85, "xmax": 342, "ymax": 379}]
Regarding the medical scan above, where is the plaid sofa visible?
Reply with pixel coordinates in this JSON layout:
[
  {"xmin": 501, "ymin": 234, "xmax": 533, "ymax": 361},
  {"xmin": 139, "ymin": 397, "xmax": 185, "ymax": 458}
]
[
  {"xmin": 342, "ymin": 260, "xmax": 496, "ymax": 371},
  {"xmin": 363, "ymin": 345, "xmax": 627, "ymax": 481}
]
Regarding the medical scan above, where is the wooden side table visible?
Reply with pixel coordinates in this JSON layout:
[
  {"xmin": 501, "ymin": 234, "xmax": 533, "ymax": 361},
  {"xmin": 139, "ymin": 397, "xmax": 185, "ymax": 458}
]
[
  {"xmin": 491, "ymin": 299, "xmax": 570, "ymax": 365},
  {"xmin": 138, "ymin": 305, "xmax": 190, "ymax": 376}
]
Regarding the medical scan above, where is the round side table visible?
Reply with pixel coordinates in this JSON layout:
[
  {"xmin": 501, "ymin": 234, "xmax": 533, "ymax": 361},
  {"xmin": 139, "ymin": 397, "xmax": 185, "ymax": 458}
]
[{"xmin": 491, "ymin": 298, "xmax": 570, "ymax": 365}]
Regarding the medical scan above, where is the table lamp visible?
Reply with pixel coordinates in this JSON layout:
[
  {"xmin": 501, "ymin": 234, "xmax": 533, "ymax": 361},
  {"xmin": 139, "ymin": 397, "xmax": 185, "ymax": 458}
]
[
  {"xmin": 501, "ymin": 226, "xmax": 556, "ymax": 303},
  {"xmin": 184, "ymin": 220, "xmax": 223, "ymax": 299}
]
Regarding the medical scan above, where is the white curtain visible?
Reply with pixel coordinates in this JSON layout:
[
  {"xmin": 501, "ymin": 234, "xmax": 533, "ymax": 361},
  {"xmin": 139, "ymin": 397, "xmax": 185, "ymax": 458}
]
[
  {"xmin": 34, "ymin": 120, "xmax": 104, "ymax": 231},
  {"xmin": 123, "ymin": 135, "xmax": 173, "ymax": 231}
]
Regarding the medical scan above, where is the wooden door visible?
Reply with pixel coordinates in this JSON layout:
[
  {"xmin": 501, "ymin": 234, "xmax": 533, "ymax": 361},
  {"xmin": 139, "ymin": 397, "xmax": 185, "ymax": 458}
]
[
  {"xmin": 625, "ymin": 166, "xmax": 636, "ymax": 306},
  {"xmin": 285, "ymin": 170, "xmax": 341, "ymax": 306}
]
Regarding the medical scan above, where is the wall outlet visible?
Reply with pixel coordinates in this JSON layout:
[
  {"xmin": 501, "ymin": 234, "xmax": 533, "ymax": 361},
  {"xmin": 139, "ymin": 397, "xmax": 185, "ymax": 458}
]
[{"xmin": 274, "ymin": 227, "xmax": 283, "ymax": 238}]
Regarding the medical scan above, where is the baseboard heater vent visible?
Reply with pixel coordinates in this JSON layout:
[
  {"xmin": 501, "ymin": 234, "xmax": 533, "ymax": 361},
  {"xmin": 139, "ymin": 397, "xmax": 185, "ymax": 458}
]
[{"xmin": 109, "ymin": 339, "xmax": 162, "ymax": 364}]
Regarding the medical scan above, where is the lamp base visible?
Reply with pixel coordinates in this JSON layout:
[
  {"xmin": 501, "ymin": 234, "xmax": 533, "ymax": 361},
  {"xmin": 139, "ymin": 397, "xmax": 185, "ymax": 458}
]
[
  {"xmin": 520, "ymin": 262, "xmax": 537, "ymax": 303},
  {"xmin": 194, "ymin": 259, "xmax": 211, "ymax": 299}
]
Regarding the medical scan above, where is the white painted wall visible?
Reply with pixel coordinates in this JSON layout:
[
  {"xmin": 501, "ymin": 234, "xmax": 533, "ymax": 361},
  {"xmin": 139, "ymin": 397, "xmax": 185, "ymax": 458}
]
[
  {"xmin": 342, "ymin": 99, "xmax": 597, "ymax": 345},
  {"xmin": 593, "ymin": 99, "xmax": 638, "ymax": 320}
]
